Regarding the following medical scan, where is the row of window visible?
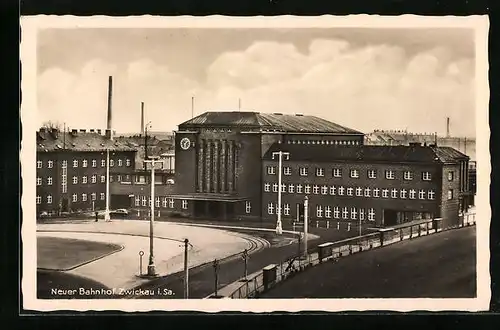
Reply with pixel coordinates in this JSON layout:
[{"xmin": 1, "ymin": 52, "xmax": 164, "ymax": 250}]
[
  {"xmin": 267, "ymin": 202, "xmax": 376, "ymax": 221},
  {"xmin": 133, "ymin": 197, "xmax": 252, "ymax": 214},
  {"xmin": 36, "ymin": 174, "xmax": 173, "ymax": 186},
  {"xmin": 284, "ymin": 140, "xmax": 361, "ymax": 146},
  {"xmin": 134, "ymin": 196, "xmax": 189, "ymax": 210},
  {"xmin": 264, "ymin": 183, "xmax": 440, "ymax": 200},
  {"xmin": 267, "ymin": 166, "xmax": 437, "ymax": 181},
  {"xmin": 36, "ymin": 192, "xmax": 105, "ymax": 204},
  {"xmin": 37, "ymin": 175, "xmax": 108, "ymax": 185},
  {"xmin": 36, "ymin": 158, "xmax": 132, "ymax": 169}
]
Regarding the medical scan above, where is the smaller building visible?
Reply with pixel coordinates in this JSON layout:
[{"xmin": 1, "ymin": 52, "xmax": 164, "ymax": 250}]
[{"xmin": 109, "ymin": 168, "xmax": 175, "ymax": 211}]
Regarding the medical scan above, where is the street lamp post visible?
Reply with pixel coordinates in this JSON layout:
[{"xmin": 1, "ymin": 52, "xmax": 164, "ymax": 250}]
[
  {"xmin": 144, "ymin": 155, "xmax": 160, "ymax": 276},
  {"xmin": 303, "ymin": 196, "xmax": 308, "ymax": 258},
  {"xmin": 272, "ymin": 151, "xmax": 290, "ymax": 235},
  {"xmin": 184, "ymin": 238, "xmax": 189, "ymax": 299},
  {"xmin": 104, "ymin": 148, "xmax": 111, "ymax": 222},
  {"xmin": 359, "ymin": 214, "xmax": 362, "ymax": 237}
]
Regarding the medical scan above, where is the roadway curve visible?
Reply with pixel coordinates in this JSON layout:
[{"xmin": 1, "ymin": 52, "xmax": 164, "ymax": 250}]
[{"xmin": 261, "ymin": 226, "xmax": 476, "ymax": 298}]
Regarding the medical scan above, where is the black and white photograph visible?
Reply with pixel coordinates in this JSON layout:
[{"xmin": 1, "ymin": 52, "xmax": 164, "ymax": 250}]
[{"xmin": 20, "ymin": 15, "xmax": 490, "ymax": 312}]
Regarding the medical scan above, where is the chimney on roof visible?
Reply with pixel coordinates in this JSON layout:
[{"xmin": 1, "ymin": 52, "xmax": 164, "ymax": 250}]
[
  {"xmin": 140, "ymin": 102, "xmax": 145, "ymax": 135},
  {"xmin": 106, "ymin": 76, "xmax": 114, "ymax": 140},
  {"xmin": 50, "ymin": 128, "xmax": 59, "ymax": 139},
  {"xmin": 446, "ymin": 117, "xmax": 450, "ymax": 138}
]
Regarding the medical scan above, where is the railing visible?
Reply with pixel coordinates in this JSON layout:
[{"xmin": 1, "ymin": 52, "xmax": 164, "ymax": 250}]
[{"xmin": 227, "ymin": 213, "xmax": 476, "ymax": 299}]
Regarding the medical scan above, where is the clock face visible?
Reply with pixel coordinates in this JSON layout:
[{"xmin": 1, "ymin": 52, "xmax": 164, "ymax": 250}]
[{"xmin": 180, "ymin": 137, "xmax": 191, "ymax": 150}]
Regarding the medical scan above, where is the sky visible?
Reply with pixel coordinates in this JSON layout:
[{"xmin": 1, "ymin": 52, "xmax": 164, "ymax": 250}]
[{"xmin": 37, "ymin": 27, "xmax": 476, "ymax": 137}]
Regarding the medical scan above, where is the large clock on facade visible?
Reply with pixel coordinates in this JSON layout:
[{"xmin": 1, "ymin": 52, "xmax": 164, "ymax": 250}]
[{"xmin": 180, "ymin": 137, "xmax": 191, "ymax": 150}]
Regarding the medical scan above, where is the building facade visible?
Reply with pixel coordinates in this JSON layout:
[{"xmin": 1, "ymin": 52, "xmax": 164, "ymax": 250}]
[
  {"xmin": 36, "ymin": 127, "xmax": 137, "ymax": 216},
  {"xmin": 261, "ymin": 143, "xmax": 471, "ymax": 228},
  {"xmin": 109, "ymin": 168, "xmax": 175, "ymax": 211},
  {"xmin": 170, "ymin": 111, "xmax": 365, "ymax": 221}
]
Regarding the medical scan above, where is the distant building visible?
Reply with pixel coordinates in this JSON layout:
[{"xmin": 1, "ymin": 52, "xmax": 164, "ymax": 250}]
[
  {"xmin": 36, "ymin": 127, "xmax": 138, "ymax": 216},
  {"xmin": 365, "ymin": 130, "xmax": 476, "ymax": 161},
  {"xmin": 114, "ymin": 134, "xmax": 174, "ymax": 170}
]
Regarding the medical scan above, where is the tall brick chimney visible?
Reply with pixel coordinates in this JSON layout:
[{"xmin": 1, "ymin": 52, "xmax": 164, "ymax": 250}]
[{"xmin": 105, "ymin": 76, "xmax": 113, "ymax": 140}]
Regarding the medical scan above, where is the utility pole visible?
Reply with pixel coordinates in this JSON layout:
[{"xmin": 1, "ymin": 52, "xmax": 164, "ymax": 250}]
[
  {"xmin": 213, "ymin": 259, "xmax": 219, "ymax": 297},
  {"xmin": 104, "ymin": 149, "xmax": 111, "ymax": 222},
  {"xmin": 191, "ymin": 96, "xmax": 194, "ymax": 119},
  {"xmin": 144, "ymin": 121, "xmax": 151, "ymax": 164},
  {"xmin": 359, "ymin": 213, "xmax": 362, "ymax": 237},
  {"xmin": 272, "ymin": 151, "xmax": 290, "ymax": 235},
  {"xmin": 303, "ymin": 196, "xmax": 308, "ymax": 257},
  {"xmin": 144, "ymin": 155, "xmax": 160, "ymax": 276},
  {"xmin": 184, "ymin": 238, "xmax": 189, "ymax": 299},
  {"xmin": 242, "ymin": 249, "xmax": 249, "ymax": 281},
  {"xmin": 63, "ymin": 122, "xmax": 66, "ymax": 150}
]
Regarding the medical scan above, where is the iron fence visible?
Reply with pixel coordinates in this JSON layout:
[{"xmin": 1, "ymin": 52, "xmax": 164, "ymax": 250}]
[{"xmin": 227, "ymin": 213, "xmax": 476, "ymax": 299}]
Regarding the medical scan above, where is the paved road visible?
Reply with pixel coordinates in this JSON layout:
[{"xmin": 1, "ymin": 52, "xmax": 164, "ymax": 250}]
[
  {"xmin": 261, "ymin": 226, "xmax": 476, "ymax": 298},
  {"xmin": 130, "ymin": 226, "xmax": 370, "ymax": 299}
]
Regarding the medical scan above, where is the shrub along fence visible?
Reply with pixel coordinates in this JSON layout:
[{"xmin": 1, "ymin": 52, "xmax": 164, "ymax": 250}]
[{"xmin": 227, "ymin": 213, "xmax": 476, "ymax": 299}]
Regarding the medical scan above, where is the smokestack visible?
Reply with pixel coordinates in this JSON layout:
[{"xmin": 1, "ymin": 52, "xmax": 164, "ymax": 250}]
[
  {"xmin": 446, "ymin": 117, "xmax": 450, "ymax": 138},
  {"xmin": 141, "ymin": 102, "xmax": 145, "ymax": 134},
  {"xmin": 106, "ymin": 76, "xmax": 113, "ymax": 140}
]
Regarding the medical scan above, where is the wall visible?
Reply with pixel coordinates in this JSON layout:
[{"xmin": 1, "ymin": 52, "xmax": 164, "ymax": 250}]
[
  {"xmin": 237, "ymin": 133, "xmax": 264, "ymax": 220},
  {"xmin": 440, "ymin": 163, "xmax": 462, "ymax": 228},
  {"xmin": 174, "ymin": 131, "xmax": 198, "ymax": 194}
]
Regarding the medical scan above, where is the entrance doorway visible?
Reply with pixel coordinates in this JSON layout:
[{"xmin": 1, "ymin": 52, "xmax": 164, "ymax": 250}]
[
  {"xmin": 193, "ymin": 200, "xmax": 236, "ymax": 221},
  {"xmin": 383, "ymin": 209, "xmax": 398, "ymax": 226},
  {"xmin": 61, "ymin": 198, "xmax": 69, "ymax": 213}
]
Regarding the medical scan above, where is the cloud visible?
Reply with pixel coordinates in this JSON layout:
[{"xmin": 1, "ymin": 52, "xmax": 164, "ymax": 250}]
[{"xmin": 37, "ymin": 38, "xmax": 475, "ymax": 136}]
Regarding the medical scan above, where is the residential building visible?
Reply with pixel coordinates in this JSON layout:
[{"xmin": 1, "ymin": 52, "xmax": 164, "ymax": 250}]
[{"xmin": 36, "ymin": 127, "xmax": 137, "ymax": 216}]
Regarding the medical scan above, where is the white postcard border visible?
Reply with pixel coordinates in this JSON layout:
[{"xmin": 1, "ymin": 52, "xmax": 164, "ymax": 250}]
[{"xmin": 20, "ymin": 14, "xmax": 491, "ymax": 312}]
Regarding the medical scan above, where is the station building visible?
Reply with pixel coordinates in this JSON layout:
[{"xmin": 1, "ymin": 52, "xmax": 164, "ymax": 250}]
[
  {"xmin": 170, "ymin": 111, "xmax": 363, "ymax": 221},
  {"xmin": 107, "ymin": 110, "xmax": 472, "ymax": 228}
]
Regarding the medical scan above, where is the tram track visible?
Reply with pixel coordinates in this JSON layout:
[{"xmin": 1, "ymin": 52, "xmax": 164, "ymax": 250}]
[{"xmin": 123, "ymin": 233, "xmax": 269, "ymax": 299}]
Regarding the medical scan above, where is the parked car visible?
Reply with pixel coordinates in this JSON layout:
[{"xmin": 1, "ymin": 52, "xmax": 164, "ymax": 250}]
[{"xmin": 109, "ymin": 209, "xmax": 129, "ymax": 218}]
